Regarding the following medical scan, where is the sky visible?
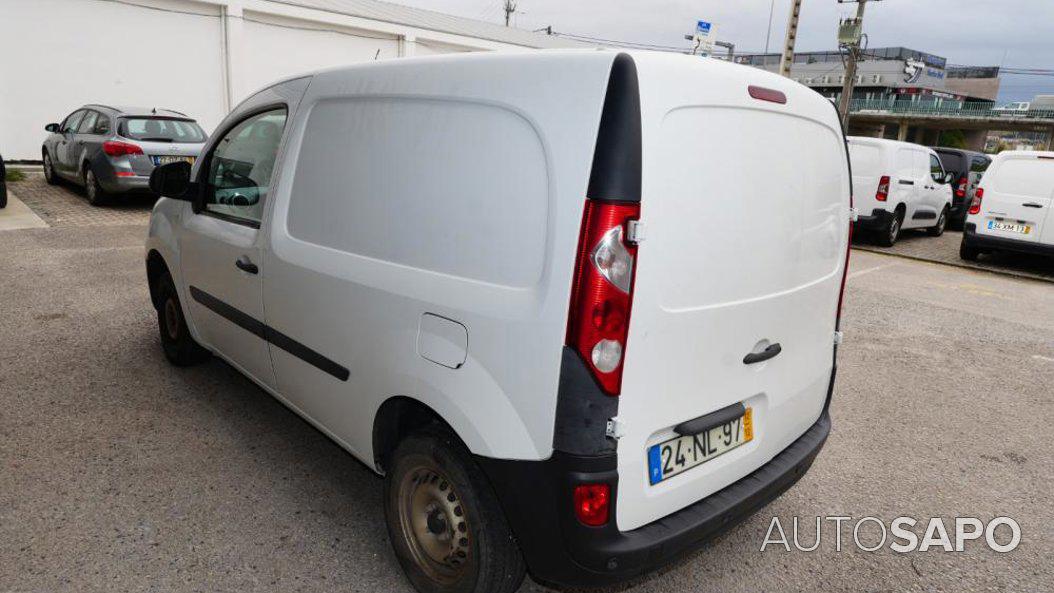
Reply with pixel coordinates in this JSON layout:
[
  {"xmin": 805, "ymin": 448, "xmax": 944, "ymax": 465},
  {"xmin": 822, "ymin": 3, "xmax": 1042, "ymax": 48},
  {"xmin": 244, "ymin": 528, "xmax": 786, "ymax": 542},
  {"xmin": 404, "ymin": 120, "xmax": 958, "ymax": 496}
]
[{"xmin": 393, "ymin": 0, "xmax": 1054, "ymax": 102}]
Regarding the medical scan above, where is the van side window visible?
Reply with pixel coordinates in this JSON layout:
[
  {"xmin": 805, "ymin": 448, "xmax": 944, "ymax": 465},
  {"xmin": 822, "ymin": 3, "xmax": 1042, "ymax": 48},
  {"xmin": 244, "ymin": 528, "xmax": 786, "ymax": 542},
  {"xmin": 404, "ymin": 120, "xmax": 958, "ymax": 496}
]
[
  {"xmin": 202, "ymin": 107, "xmax": 288, "ymax": 225},
  {"xmin": 929, "ymin": 153, "xmax": 944, "ymax": 182}
]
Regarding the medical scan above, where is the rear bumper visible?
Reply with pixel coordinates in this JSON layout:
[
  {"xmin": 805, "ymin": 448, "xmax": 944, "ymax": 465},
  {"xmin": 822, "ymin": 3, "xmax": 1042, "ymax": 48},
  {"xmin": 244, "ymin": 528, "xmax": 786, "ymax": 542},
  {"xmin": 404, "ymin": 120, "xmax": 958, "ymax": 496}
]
[
  {"xmin": 853, "ymin": 208, "xmax": 892, "ymax": 231},
  {"xmin": 963, "ymin": 223, "xmax": 1054, "ymax": 257},
  {"xmin": 478, "ymin": 397, "xmax": 832, "ymax": 587}
]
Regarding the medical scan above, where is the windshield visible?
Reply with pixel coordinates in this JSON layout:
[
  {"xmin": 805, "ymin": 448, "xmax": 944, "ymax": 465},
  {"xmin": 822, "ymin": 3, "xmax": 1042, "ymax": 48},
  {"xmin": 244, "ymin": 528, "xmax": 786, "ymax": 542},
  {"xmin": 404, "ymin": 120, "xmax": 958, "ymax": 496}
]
[{"xmin": 119, "ymin": 118, "xmax": 206, "ymax": 143}]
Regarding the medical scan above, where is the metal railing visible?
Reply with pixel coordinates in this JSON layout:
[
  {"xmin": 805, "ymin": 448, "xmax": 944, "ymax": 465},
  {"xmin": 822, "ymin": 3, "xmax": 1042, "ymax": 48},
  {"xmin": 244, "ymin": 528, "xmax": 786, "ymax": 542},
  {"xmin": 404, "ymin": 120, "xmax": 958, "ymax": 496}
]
[{"xmin": 848, "ymin": 99, "xmax": 1054, "ymax": 120}]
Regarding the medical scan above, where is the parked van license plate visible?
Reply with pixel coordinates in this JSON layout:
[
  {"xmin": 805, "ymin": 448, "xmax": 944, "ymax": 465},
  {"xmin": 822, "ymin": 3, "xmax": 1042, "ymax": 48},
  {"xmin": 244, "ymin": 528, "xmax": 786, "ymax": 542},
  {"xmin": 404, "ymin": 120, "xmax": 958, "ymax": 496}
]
[
  {"xmin": 648, "ymin": 408, "xmax": 753, "ymax": 485},
  {"xmin": 988, "ymin": 220, "xmax": 1030, "ymax": 234}
]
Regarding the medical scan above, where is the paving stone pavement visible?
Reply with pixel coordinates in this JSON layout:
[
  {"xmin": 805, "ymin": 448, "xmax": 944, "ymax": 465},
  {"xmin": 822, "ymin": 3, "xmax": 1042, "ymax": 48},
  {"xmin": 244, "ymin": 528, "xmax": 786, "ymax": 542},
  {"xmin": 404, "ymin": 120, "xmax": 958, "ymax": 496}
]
[
  {"xmin": 853, "ymin": 227, "xmax": 1054, "ymax": 283},
  {"xmin": 9, "ymin": 173, "xmax": 153, "ymax": 228}
]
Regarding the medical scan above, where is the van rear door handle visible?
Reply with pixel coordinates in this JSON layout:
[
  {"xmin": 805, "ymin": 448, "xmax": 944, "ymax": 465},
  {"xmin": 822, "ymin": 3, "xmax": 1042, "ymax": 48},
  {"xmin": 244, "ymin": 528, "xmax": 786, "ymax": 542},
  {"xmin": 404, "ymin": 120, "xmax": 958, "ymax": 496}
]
[
  {"xmin": 898, "ymin": 180, "xmax": 914, "ymax": 186},
  {"xmin": 235, "ymin": 255, "xmax": 258, "ymax": 274},
  {"xmin": 1023, "ymin": 202, "xmax": 1044, "ymax": 208},
  {"xmin": 743, "ymin": 343, "xmax": 781, "ymax": 365}
]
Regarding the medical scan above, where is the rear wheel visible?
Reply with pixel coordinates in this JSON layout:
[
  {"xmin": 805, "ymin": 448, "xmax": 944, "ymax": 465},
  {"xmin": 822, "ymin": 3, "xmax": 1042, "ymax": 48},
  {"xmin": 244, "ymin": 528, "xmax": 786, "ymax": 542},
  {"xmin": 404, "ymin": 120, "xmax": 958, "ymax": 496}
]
[
  {"xmin": 960, "ymin": 238, "xmax": 980, "ymax": 261},
  {"xmin": 384, "ymin": 428, "xmax": 525, "ymax": 593},
  {"xmin": 43, "ymin": 152, "xmax": 58, "ymax": 185},
  {"xmin": 876, "ymin": 210, "xmax": 902, "ymax": 247},
  {"xmin": 84, "ymin": 166, "xmax": 107, "ymax": 206},
  {"xmin": 156, "ymin": 271, "xmax": 210, "ymax": 366},
  {"xmin": 927, "ymin": 206, "xmax": 949, "ymax": 237}
]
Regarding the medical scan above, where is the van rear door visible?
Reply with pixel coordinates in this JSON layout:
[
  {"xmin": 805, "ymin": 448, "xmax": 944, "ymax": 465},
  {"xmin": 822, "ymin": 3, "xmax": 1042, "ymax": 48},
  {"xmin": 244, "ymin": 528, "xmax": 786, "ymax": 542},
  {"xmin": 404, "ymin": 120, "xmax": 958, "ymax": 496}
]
[
  {"xmin": 977, "ymin": 154, "xmax": 1054, "ymax": 243},
  {"xmin": 614, "ymin": 60, "xmax": 850, "ymax": 531}
]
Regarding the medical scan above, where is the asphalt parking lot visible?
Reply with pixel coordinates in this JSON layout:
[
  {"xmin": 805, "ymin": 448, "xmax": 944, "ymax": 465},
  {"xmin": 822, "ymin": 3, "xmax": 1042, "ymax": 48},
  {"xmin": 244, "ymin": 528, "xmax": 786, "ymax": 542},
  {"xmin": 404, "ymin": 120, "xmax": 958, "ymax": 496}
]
[{"xmin": 2, "ymin": 178, "xmax": 1052, "ymax": 592}]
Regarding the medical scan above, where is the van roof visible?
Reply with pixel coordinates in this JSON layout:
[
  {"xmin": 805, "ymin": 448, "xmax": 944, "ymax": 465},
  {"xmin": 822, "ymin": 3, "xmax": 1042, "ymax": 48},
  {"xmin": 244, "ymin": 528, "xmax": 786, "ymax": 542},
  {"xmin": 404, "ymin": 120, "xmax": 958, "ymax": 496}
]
[{"xmin": 847, "ymin": 136, "xmax": 933, "ymax": 151}]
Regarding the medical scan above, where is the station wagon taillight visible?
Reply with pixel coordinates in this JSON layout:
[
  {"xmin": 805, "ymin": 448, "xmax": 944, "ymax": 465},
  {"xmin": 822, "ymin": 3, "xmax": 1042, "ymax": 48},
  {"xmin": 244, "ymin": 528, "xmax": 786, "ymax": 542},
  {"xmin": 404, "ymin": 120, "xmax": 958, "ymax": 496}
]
[
  {"xmin": 968, "ymin": 187, "xmax": 984, "ymax": 215},
  {"xmin": 955, "ymin": 176, "xmax": 968, "ymax": 199},
  {"xmin": 102, "ymin": 140, "xmax": 143, "ymax": 157},
  {"xmin": 567, "ymin": 200, "xmax": 640, "ymax": 396},
  {"xmin": 875, "ymin": 176, "xmax": 890, "ymax": 202}
]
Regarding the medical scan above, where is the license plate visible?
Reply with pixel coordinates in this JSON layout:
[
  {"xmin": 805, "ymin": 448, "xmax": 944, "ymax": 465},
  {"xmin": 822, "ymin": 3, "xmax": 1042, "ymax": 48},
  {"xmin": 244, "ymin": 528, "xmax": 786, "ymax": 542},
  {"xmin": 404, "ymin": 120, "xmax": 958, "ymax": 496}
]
[
  {"xmin": 151, "ymin": 155, "xmax": 195, "ymax": 166},
  {"xmin": 988, "ymin": 220, "xmax": 1031, "ymax": 234},
  {"xmin": 647, "ymin": 408, "xmax": 753, "ymax": 485}
]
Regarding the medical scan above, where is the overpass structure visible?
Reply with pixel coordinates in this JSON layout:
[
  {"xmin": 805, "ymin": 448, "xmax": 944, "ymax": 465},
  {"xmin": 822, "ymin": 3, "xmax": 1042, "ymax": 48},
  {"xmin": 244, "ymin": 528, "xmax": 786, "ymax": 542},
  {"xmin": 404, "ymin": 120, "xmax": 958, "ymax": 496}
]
[{"xmin": 847, "ymin": 101, "xmax": 1054, "ymax": 150}]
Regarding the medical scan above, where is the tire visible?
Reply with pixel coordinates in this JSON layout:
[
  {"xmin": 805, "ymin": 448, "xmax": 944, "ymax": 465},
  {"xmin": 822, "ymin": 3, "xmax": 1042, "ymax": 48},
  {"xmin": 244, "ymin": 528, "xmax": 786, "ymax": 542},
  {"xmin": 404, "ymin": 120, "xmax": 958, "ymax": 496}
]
[
  {"xmin": 384, "ymin": 427, "xmax": 526, "ymax": 593},
  {"xmin": 876, "ymin": 210, "xmax": 902, "ymax": 247},
  {"xmin": 43, "ymin": 151, "xmax": 58, "ymax": 185},
  {"xmin": 960, "ymin": 238, "xmax": 980, "ymax": 261},
  {"xmin": 84, "ymin": 165, "xmax": 107, "ymax": 206},
  {"xmin": 927, "ymin": 206, "xmax": 949, "ymax": 237},
  {"xmin": 156, "ymin": 271, "xmax": 210, "ymax": 366}
]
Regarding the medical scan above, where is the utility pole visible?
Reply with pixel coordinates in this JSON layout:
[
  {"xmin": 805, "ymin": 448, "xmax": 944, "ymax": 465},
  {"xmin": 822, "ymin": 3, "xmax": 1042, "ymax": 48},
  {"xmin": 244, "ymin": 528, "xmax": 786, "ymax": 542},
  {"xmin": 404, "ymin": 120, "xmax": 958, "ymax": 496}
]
[
  {"xmin": 778, "ymin": 0, "xmax": 803, "ymax": 77},
  {"xmin": 503, "ymin": 0, "xmax": 517, "ymax": 27},
  {"xmin": 836, "ymin": 0, "xmax": 880, "ymax": 129},
  {"xmin": 764, "ymin": 0, "xmax": 776, "ymax": 54}
]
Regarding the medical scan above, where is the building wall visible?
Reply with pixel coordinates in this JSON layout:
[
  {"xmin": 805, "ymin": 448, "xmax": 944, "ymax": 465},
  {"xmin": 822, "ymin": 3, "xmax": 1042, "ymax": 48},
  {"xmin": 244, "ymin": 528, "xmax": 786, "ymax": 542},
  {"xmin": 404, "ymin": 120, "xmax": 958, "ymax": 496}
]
[
  {"xmin": 945, "ymin": 77, "xmax": 1000, "ymax": 101},
  {"xmin": 0, "ymin": 0, "xmax": 552, "ymax": 160}
]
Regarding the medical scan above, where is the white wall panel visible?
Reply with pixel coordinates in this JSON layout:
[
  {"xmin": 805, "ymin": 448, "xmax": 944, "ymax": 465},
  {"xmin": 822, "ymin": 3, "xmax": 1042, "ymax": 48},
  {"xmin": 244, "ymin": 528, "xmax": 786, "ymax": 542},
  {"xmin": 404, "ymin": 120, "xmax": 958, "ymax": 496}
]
[
  {"xmin": 240, "ymin": 13, "xmax": 399, "ymax": 101},
  {"xmin": 0, "ymin": 0, "xmax": 227, "ymax": 160}
]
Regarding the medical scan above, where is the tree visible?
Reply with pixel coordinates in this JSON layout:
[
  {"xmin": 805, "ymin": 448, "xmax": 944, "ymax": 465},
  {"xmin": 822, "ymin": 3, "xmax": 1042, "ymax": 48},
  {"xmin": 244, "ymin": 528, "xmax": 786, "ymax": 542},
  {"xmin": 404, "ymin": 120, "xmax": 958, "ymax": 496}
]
[{"xmin": 937, "ymin": 130, "xmax": 967, "ymax": 149}]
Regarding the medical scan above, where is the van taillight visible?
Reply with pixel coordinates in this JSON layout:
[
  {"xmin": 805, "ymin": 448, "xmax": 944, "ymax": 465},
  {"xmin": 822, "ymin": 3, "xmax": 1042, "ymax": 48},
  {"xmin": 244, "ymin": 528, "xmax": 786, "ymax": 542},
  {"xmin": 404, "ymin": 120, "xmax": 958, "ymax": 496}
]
[
  {"xmin": 567, "ymin": 200, "xmax": 640, "ymax": 396},
  {"xmin": 102, "ymin": 141, "xmax": 143, "ymax": 157},
  {"xmin": 875, "ymin": 176, "xmax": 890, "ymax": 202},
  {"xmin": 573, "ymin": 483, "xmax": 610, "ymax": 526},
  {"xmin": 955, "ymin": 176, "xmax": 968, "ymax": 199},
  {"xmin": 968, "ymin": 187, "xmax": 984, "ymax": 215}
]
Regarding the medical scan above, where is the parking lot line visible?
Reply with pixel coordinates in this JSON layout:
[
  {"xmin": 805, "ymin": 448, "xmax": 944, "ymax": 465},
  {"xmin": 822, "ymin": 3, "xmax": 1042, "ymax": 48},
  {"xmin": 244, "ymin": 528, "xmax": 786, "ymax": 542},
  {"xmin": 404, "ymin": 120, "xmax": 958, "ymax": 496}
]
[{"xmin": 847, "ymin": 262, "xmax": 897, "ymax": 280}]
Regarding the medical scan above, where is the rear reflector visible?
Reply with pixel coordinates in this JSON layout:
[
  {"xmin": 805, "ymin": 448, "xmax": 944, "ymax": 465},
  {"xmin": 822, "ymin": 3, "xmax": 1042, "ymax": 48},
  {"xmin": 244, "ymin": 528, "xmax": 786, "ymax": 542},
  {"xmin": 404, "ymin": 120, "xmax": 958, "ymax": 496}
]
[
  {"xmin": 573, "ymin": 483, "xmax": 610, "ymax": 526},
  {"xmin": 876, "ymin": 175, "xmax": 890, "ymax": 202},
  {"xmin": 567, "ymin": 200, "xmax": 640, "ymax": 395},
  {"xmin": 968, "ymin": 187, "xmax": 984, "ymax": 215},
  {"xmin": 115, "ymin": 171, "xmax": 136, "ymax": 177},
  {"xmin": 748, "ymin": 85, "xmax": 787, "ymax": 104}
]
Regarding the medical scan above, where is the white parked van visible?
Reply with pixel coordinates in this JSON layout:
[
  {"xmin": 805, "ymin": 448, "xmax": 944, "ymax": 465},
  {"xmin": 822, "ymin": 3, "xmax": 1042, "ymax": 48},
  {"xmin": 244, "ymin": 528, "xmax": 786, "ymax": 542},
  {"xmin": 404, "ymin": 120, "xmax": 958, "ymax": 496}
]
[
  {"xmin": 848, "ymin": 136, "xmax": 954, "ymax": 246},
  {"xmin": 961, "ymin": 150, "xmax": 1054, "ymax": 261},
  {"xmin": 144, "ymin": 51, "xmax": 851, "ymax": 592}
]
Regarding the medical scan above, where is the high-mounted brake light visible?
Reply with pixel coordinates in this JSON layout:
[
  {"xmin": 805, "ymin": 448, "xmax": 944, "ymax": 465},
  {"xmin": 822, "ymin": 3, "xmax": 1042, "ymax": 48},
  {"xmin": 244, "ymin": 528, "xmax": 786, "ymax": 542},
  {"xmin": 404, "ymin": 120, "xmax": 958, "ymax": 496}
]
[
  {"xmin": 748, "ymin": 85, "xmax": 787, "ymax": 104},
  {"xmin": 567, "ymin": 200, "xmax": 640, "ymax": 395},
  {"xmin": 573, "ymin": 483, "xmax": 610, "ymax": 526},
  {"xmin": 102, "ymin": 140, "xmax": 143, "ymax": 157},
  {"xmin": 968, "ymin": 187, "xmax": 984, "ymax": 215},
  {"xmin": 875, "ymin": 176, "xmax": 890, "ymax": 202},
  {"xmin": 955, "ymin": 176, "xmax": 968, "ymax": 199}
]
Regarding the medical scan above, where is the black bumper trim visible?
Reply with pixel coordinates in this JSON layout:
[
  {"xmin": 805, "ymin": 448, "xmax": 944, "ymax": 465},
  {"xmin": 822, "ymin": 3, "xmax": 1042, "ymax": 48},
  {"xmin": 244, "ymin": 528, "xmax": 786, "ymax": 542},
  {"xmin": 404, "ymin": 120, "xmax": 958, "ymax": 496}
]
[
  {"xmin": 962, "ymin": 224, "xmax": 1054, "ymax": 258},
  {"xmin": 853, "ymin": 208, "xmax": 892, "ymax": 231},
  {"xmin": 477, "ymin": 408, "xmax": 831, "ymax": 587}
]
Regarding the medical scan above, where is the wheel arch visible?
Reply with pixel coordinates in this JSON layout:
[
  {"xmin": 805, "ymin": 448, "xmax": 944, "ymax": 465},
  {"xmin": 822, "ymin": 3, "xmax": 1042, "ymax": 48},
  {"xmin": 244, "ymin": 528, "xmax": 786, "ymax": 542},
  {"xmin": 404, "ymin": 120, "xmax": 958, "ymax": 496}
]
[
  {"xmin": 372, "ymin": 396, "xmax": 477, "ymax": 474},
  {"xmin": 146, "ymin": 249, "xmax": 170, "ymax": 311}
]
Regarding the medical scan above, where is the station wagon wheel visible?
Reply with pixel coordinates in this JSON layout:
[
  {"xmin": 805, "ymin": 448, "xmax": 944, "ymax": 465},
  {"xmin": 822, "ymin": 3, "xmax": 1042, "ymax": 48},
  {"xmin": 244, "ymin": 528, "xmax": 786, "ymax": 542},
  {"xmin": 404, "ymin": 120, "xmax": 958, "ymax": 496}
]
[
  {"xmin": 385, "ymin": 429, "xmax": 525, "ymax": 593},
  {"xmin": 43, "ymin": 152, "xmax": 57, "ymax": 185},
  {"xmin": 84, "ymin": 166, "xmax": 107, "ymax": 206}
]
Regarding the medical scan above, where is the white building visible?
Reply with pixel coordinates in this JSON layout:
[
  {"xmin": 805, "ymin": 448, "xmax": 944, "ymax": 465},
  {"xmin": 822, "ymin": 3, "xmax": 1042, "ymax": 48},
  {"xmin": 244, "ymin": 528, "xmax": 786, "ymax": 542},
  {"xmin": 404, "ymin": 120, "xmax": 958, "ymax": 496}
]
[{"xmin": 0, "ymin": 0, "xmax": 589, "ymax": 160}]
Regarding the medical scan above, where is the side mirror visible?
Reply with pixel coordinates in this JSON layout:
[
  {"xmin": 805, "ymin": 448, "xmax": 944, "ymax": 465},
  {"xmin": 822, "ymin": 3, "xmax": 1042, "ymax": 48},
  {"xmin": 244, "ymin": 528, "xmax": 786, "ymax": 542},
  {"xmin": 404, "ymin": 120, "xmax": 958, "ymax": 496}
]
[
  {"xmin": 149, "ymin": 161, "xmax": 195, "ymax": 200},
  {"xmin": 45, "ymin": 123, "xmax": 60, "ymax": 133},
  {"xmin": 942, "ymin": 172, "xmax": 955, "ymax": 184}
]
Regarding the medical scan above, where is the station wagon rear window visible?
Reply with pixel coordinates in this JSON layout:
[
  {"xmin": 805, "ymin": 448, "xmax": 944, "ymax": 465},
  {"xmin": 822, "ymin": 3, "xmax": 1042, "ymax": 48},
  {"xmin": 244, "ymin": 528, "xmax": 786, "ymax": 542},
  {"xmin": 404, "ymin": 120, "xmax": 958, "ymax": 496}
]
[{"xmin": 119, "ymin": 118, "xmax": 206, "ymax": 143}]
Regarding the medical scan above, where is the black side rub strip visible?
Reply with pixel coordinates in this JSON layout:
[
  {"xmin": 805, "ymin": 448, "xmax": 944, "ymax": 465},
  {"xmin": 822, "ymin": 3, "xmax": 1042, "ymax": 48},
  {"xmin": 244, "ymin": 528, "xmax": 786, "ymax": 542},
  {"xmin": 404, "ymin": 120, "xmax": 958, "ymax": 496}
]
[
  {"xmin": 674, "ymin": 402, "xmax": 747, "ymax": 437},
  {"xmin": 189, "ymin": 286, "xmax": 350, "ymax": 382}
]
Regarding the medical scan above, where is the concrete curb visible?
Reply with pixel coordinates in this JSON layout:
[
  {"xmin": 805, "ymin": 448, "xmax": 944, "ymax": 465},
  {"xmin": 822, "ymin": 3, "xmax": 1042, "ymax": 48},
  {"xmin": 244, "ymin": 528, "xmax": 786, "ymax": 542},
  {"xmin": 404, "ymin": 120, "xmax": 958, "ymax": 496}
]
[{"xmin": 852, "ymin": 245, "xmax": 1054, "ymax": 285}]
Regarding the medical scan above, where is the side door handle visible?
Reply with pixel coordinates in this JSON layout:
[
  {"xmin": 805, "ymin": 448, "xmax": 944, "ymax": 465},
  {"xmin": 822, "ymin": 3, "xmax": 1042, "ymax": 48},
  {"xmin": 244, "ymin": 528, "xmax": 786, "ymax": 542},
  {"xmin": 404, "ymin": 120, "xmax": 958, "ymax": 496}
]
[
  {"xmin": 235, "ymin": 255, "xmax": 259, "ymax": 274},
  {"xmin": 1023, "ymin": 202, "xmax": 1044, "ymax": 209},
  {"xmin": 743, "ymin": 342, "xmax": 782, "ymax": 365}
]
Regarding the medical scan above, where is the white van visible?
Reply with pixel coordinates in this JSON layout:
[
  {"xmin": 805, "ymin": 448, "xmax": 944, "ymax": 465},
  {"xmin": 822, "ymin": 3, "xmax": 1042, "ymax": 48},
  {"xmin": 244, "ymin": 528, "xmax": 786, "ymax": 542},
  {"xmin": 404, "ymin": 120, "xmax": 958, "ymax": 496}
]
[
  {"xmin": 961, "ymin": 150, "xmax": 1054, "ymax": 261},
  {"xmin": 144, "ymin": 51, "xmax": 851, "ymax": 592},
  {"xmin": 848, "ymin": 136, "xmax": 954, "ymax": 246}
]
